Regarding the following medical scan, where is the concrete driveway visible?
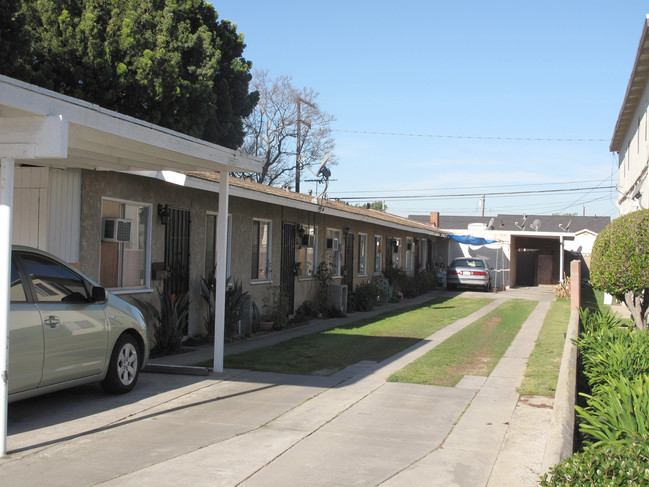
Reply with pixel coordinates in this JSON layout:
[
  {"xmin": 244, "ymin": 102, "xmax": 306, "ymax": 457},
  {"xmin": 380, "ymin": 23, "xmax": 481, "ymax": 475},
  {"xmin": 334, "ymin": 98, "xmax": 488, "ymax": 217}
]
[{"xmin": 1, "ymin": 287, "xmax": 556, "ymax": 486}]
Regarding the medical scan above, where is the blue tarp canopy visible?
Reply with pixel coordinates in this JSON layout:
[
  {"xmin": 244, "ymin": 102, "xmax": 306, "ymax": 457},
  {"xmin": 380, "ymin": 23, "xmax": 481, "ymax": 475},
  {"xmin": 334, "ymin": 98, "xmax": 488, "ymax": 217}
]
[{"xmin": 448, "ymin": 235, "xmax": 497, "ymax": 246}]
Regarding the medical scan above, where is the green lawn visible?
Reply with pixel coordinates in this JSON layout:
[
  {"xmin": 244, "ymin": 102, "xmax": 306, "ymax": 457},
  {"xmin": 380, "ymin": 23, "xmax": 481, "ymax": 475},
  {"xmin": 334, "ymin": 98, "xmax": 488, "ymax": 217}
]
[
  {"xmin": 581, "ymin": 285, "xmax": 605, "ymax": 313},
  {"xmin": 221, "ymin": 296, "xmax": 493, "ymax": 375},
  {"xmin": 518, "ymin": 298, "xmax": 571, "ymax": 396},
  {"xmin": 387, "ymin": 299, "xmax": 538, "ymax": 386}
]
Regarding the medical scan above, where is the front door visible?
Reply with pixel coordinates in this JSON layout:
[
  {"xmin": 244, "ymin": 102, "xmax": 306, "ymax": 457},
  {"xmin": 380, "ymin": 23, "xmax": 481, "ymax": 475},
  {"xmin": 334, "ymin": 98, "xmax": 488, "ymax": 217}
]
[
  {"xmin": 280, "ymin": 222, "xmax": 296, "ymax": 313},
  {"xmin": 344, "ymin": 232, "xmax": 354, "ymax": 289},
  {"xmin": 538, "ymin": 254, "xmax": 554, "ymax": 284},
  {"xmin": 164, "ymin": 207, "xmax": 191, "ymax": 298}
]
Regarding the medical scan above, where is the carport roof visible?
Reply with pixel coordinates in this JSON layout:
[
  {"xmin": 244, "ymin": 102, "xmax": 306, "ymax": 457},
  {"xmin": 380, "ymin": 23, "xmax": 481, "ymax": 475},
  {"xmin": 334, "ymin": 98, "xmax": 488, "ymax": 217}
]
[{"xmin": 0, "ymin": 75, "xmax": 262, "ymax": 174}]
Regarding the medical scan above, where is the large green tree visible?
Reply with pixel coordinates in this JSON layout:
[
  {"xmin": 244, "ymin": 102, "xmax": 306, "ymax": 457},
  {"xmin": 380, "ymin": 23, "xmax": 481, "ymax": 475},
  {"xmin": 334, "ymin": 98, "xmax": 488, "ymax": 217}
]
[
  {"xmin": 590, "ymin": 209, "xmax": 649, "ymax": 330},
  {"xmin": 0, "ymin": 0, "xmax": 30, "ymax": 76},
  {"xmin": 4, "ymin": 0, "xmax": 257, "ymax": 148}
]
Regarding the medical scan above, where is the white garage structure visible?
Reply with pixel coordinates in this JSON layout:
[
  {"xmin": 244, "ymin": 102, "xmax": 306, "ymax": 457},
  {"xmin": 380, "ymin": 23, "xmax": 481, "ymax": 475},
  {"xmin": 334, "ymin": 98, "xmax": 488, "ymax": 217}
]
[{"xmin": 0, "ymin": 75, "xmax": 262, "ymax": 455}]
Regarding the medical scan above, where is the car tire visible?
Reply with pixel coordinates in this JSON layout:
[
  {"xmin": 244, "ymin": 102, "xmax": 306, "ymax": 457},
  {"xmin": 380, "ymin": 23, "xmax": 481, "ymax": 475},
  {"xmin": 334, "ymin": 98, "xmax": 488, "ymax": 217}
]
[
  {"xmin": 101, "ymin": 334, "xmax": 140, "ymax": 394},
  {"xmin": 447, "ymin": 283, "xmax": 456, "ymax": 291},
  {"xmin": 484, "ymin": 281, "xmax": 491, "ymax": 292}
]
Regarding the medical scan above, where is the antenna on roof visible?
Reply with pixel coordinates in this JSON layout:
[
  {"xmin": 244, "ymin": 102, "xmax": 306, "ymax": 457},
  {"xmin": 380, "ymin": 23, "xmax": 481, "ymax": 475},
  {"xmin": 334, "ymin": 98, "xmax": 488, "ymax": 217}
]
[
  {"xmin": 559, "ymin": 220, "xmax": 572, "ymax": 232},
  {"xmin": 307, "ymin": 152, "xmax": 333, "ymax": 205}
]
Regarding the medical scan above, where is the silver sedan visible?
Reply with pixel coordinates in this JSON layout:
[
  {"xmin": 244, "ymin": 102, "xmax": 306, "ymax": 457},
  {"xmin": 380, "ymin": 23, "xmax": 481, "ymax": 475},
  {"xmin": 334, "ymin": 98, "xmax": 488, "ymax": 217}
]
[
  {"xmin": 9, "ymin": 246, "xmax": 149, "ymax": 402},
  {"xmin": 446, "ymin": 257, "xmax": 492, "ymax": 291}
]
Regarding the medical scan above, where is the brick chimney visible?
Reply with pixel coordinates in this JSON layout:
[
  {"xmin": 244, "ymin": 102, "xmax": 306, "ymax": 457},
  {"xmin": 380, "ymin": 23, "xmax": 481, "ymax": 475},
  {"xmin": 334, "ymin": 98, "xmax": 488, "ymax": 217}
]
[{"xmin": 430, "ymin": 211, "xmax": 440, "ymax": 227}]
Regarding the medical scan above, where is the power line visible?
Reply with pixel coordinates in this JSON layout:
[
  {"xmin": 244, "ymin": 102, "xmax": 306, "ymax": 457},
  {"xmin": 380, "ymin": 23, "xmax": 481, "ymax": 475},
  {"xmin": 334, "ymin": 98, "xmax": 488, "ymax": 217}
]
[
  {"xmin": 333, "ymin": 129, "xmax": 608, "ymax": 143},
  {"xmin": 328, "ymin": 179, "xmax": 609, "ymax": 195},
  {"xmin": 338, "ymin": 185, "xmax": 615, "ymax": 201}
]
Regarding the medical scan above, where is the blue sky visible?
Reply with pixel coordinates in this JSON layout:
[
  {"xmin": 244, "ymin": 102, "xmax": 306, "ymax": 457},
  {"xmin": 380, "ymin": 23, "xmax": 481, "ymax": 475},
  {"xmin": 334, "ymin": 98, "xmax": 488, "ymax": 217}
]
[{"xmin": 215, "ymin": 1, "xmax": 648, "ymax": 219}]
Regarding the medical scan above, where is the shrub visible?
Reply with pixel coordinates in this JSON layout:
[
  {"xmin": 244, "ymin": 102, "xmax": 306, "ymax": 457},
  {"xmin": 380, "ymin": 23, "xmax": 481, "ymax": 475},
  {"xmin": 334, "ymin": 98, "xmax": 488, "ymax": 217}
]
[
  {"xmin": 224, "ymin": 279, "xmax": 248, "ymax": 338},
  {"xmin": 577, "ymin": 329, "xmax": 649, "ymax": 393},
  {"xmin": 133, "ymin": 287, "xmax": 189, "ymax": 357},
  {"xmin": 382, "ymin": 267, "xmax": 408, "ymax": 296},
  {"xmin": 590, "ymin": 209, "xmax": 649, "ymax": 330},
  {"xmin": 540, "ymin": 437, "xmax": 649, "ymax": 486},
  {"xmin": 347, "ymin": 282, "xmax": 384, "ymax": 312},
  {"xmin": 576, "ymin": 375, "xmax": 649, "ymax": 446},
  {"xmin": 554, "ymin": 275, "xmax": 570, "ymax": 298},
  {"xmin": 201, "ymin": 271, "xmax": 249, "ymax": 339},
  {"xmin": 576, "ymin": 309, "xmax": 646, "ymax": 393}
]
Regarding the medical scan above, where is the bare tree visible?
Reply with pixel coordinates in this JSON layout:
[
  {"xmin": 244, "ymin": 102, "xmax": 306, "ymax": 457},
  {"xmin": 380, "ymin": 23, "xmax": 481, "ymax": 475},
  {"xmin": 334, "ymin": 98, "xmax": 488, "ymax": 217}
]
[{"xmin": 238, "ymin": 69, "xmax": 335, "ymax": 189}]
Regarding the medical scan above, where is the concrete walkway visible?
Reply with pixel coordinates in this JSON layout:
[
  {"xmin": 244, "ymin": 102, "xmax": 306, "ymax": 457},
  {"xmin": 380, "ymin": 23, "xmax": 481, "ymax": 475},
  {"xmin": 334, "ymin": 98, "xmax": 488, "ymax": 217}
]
[{"xmin": 1, "ymin": 287, "xmax": 556, "ymax": 486}]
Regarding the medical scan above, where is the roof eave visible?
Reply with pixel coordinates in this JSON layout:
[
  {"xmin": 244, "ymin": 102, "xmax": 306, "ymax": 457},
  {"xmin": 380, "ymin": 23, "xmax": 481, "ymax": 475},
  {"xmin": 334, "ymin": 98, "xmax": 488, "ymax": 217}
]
[{"xmin": 610, "ymin": 15, "xmax": 649, "ymax": 153}]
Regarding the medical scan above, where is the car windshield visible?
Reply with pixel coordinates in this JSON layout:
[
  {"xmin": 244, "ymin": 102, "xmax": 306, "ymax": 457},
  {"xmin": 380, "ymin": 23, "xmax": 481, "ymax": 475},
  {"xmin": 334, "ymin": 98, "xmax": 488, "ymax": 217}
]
[{"xmin": 453, "ymin": 259, "xmax": 485, "ymax": 268}]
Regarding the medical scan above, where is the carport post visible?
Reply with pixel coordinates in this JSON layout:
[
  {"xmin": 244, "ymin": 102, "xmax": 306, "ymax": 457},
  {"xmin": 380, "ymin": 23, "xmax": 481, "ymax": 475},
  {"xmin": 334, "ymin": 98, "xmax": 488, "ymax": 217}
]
[
  {"xmin": 213, "ymin": 172, "xmax": 229, "ymax": 373},
  {"xmin": 0, "ymin": 158, "xmax": 14, "ymax": 456}
]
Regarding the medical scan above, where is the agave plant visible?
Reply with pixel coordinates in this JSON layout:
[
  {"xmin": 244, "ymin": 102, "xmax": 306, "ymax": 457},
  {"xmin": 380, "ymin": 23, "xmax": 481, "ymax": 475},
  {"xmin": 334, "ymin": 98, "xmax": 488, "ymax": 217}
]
[
  {"xmin": 201, "ymin": 269, "xmax": 248, "ymax": 339},
  {"xmin": 133, "ymin": 287, "xmax": 189, "ymax": 357}
]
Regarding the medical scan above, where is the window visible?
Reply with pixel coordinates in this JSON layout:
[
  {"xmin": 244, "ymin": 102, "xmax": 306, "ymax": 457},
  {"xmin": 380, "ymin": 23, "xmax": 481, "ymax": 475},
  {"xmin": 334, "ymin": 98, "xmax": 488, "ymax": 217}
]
[
  {"xmin": 298, "ymin": 225, "xmax": 317, "ymax": 277},
  {"xmin": 22, "ymin": 253, "xmax": 88, "ymax": 303},
  {"xmin": 251, "ymin": 219, "xmax": 271, "ymax": 281},
  {"xmin": 374, "ymin": 236, "xmax": 383, "ymax": 273},
  {"xmin": 11, "ymin": 258, "xmax": 27, "ymax": 302},
  {"xmin": 358, "ymin": 234, "xmax": 367, "ymax": 275},
  {"xmin": 327, "ymin": 228, "xmax": 341, "ymax": 276},
  {"xmin": 205, "ymin": 213, "xmax": 232, "ymax": 278},
  {"xmin": 405, "ymin": 237, "xmax": 413, "ymax": 270},
  {"xmin": 100, "ymin": 199, "xmax": 150, "ymax": 290}
]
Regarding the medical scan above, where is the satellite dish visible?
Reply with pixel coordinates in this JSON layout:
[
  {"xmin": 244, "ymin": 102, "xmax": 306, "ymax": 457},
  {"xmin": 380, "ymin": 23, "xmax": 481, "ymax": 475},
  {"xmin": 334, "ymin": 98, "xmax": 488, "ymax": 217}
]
[
  {"xmin": 487, "ymin": 218, "xmax": 495, "ymax": 230},
  {"xmin": 530, "ymin": 219, "xmax": 541, "ymax": 231},
  {"xmin": 316, "ymin": 152, "xmax": 332, "ymax": 178}
]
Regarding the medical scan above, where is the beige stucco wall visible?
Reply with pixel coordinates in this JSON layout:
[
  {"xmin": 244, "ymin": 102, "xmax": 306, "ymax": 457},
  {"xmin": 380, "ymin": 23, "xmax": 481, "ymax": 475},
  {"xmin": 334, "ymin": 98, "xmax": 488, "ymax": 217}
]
[
  {"xmin": 80, "ymin": 170, "xmax": 216, "ymax": 336},
  {"xmin": 80, "ymin": 170, "xmax": 444, "ymax": 338}
]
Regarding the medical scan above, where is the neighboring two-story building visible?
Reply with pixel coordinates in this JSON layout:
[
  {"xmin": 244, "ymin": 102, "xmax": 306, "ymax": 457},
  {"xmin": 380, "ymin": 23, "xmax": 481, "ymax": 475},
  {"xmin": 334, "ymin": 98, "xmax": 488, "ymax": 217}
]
[{"xmin": 611, "ymin": 15, "xmax": 649, "ymax": 215}]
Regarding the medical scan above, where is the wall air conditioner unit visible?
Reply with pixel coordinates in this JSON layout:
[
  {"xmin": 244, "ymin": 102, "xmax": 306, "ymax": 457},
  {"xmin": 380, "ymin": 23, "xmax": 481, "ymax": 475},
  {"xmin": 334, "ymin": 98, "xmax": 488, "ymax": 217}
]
[{"xmin": 102, "ymin": 218, "xmax": 132, "ymax": 242}]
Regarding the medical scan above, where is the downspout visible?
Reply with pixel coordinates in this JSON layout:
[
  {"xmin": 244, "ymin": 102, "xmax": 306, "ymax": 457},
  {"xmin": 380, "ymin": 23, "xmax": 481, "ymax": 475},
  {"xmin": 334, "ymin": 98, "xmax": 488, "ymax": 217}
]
[{"xmin": 559, "ymin": 235, "xmax": 564, "ymax": 282}]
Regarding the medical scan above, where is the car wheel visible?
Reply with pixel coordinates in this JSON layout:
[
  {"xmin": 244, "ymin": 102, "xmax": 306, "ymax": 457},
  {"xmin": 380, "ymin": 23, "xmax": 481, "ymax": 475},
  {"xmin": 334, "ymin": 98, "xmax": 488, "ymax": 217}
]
[
  {"xmin": 101, "ymin": 334, "xmax": 140, "ymax": 394},
  {"xmin": 484, "ymin": 281, "xmax": 491, "ymax": 292}
]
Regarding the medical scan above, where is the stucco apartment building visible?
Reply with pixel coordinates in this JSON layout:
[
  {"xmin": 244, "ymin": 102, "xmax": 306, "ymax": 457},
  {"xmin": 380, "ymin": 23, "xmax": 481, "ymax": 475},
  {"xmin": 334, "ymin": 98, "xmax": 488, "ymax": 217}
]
[{"xmin": 2, "ymin": 75, "xmax": 446, "ymax": 340}]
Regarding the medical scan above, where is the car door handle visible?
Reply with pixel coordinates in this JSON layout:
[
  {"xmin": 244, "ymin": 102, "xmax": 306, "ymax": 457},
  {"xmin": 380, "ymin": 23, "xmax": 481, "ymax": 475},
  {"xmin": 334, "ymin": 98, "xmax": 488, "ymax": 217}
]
[{"xmin": 44, "ymin": 316, "xmax": 61, "ymax": 328}]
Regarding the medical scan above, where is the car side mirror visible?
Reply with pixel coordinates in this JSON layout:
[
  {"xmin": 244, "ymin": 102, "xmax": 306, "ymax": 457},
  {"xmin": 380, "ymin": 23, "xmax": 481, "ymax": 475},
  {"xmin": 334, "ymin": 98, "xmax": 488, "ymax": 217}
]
[{"xmin": 91, "ymin": 286, "xmax": 107, "ymax": 304}]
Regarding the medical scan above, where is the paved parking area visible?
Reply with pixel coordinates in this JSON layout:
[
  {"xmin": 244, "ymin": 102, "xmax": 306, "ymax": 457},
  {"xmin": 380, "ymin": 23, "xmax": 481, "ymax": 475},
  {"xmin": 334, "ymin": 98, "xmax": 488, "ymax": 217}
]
[{"xmin": 1, "ymin": 287, "xmax": 556, "ymax": 486}]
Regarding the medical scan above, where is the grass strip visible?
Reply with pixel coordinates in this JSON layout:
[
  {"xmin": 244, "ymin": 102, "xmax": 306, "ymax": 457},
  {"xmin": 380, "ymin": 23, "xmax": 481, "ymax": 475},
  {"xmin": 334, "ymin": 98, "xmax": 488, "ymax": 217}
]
[
  {"xmin": 518, "ymin": 298, "xmax": 571, "ymax": 396},
  {"xmin": 221, "ymin": 296, "xmax": 493, "ymax": 375},
  {"xmin": 581, "ymin": 286, "xmax": 605, "ymax": 313},
  {"xmin": 388, "ymin": 299, "xmax": 538, "ymax": 386}
]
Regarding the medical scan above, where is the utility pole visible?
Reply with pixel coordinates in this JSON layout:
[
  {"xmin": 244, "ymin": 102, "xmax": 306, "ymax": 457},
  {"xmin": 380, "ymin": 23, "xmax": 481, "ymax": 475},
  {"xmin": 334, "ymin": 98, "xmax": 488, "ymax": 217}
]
[
  {"xmin": 296, "ymin": 97, "xmax": 315, "ymax": 193},
  {"xmin": 481, "ymin": 194, "xmax": 485, "ymax": 217}
]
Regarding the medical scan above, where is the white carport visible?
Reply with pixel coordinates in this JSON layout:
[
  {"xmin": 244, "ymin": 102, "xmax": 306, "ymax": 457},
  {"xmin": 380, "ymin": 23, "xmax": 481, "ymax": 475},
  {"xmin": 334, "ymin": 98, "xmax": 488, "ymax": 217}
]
[{"xmin": 0, "ymin": 75, "xmax": 262, "ymax": 455}]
